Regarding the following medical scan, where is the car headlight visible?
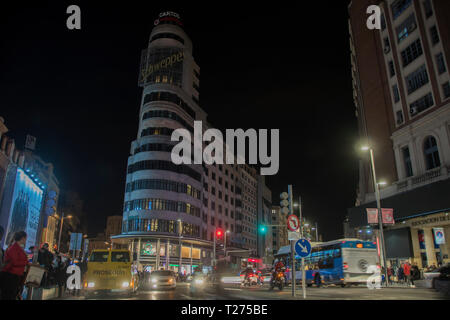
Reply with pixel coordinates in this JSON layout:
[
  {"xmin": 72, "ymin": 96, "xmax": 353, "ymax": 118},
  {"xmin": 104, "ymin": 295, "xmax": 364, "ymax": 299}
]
[
  {"xmin": 151, "ymin": 278, "xmax": 157, "ymax": 283},
  {"xmin": 122, "ymin": 282, "xmax": 129, "ymax": 288},
  {"xmin": 194, "ymin": 279, "xmax": 204, "ymax": 285},
  {"xmin": 88, "ymin": 282, "xmax": 95, "ymax": 288}
]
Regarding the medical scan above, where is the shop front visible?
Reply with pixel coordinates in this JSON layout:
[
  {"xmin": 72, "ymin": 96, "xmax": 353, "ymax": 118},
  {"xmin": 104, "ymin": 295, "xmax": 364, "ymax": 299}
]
[
  {"xmin": 385, "ymin": 210, "xmax": 450, "ymax": 268},
  {"xmin": 111, "ymin": 234, "xmax": 213, "ymax": 274}
]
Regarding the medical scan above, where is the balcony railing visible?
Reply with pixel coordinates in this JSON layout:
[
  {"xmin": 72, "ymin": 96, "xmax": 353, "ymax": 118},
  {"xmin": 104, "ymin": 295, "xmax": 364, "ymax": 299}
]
[
  {"xmin": 396, "ymin": 167, "xmax": 446, "ymax": 192},
  {"xmin": 411, "ymin": 167, "xmax": 442, "ymax": 185}
]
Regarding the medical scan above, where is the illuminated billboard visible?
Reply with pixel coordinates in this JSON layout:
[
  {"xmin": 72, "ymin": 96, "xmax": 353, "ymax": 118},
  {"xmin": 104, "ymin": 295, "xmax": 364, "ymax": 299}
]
[
  {"xmin": 3, "ymin": 168, "xmax": 44, "ymax": 249},
  {"xmin": 139, "ymin": 47, "xmax": 184, "ymax": 87}
]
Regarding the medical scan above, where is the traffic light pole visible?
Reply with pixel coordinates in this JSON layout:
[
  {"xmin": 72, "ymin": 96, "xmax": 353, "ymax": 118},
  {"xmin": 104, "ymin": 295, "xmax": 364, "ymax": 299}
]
[{"xmin": 213, "ymin": 226, "xmax": 216, "ymax": 268}]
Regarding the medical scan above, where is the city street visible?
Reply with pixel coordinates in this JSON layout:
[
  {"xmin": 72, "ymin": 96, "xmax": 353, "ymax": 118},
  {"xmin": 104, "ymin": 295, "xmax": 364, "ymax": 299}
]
[{"xmin": 59, "ymin": 283, "xmax": 446, "ymax": 300}]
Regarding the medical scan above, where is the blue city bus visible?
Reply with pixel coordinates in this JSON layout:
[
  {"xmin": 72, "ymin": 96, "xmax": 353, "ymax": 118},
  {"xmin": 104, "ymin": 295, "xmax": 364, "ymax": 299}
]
[{"xmin": 275, "ymin": 239, "xmax": 379, "ymax": 287}]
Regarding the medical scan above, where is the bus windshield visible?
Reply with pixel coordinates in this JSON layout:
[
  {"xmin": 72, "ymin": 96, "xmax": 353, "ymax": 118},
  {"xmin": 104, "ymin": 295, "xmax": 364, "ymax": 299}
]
[
  {"xmin": 89, "ymin": 251, "xmax": 109, "ymax": 262},
  {"xmin": 111, "ymin": 252, "xmax": 130, "ymax": 262}
]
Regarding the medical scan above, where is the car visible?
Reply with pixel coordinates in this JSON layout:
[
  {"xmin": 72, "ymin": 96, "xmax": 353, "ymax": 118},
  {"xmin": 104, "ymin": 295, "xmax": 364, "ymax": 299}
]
[{"xmin": 148, "ymin": 270, "xmax": 177, "ymax": 290}]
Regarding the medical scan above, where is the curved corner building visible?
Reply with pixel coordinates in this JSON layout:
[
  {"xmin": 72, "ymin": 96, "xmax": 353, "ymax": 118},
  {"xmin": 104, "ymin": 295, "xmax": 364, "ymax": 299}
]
[{"xmin": 112, "ymin": 12, "xmax": 210, "ymax": 273}]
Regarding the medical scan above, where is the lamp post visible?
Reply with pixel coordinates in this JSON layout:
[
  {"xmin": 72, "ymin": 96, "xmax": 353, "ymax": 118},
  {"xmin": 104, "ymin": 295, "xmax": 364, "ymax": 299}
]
[
  {"xmin": 177, "ymin": 219, "xmax": 182, "ymax": 275},
  {"xmin": 57, "ymin": 212, "xmax": 72, "ymax": 253},
  {"xmin": 362, "ymin": 145, "xmax": 389, "ymax": 287}
]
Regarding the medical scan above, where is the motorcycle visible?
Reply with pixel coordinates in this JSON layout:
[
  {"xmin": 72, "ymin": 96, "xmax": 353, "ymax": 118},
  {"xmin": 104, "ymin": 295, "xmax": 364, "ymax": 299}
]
[
  {"xmin": 241, "ymin": 273, "xmax": 259, "ymax": 287},
  {"xmin": 269, "ymin": 269, "xmax": 285, "ymax": 291}
]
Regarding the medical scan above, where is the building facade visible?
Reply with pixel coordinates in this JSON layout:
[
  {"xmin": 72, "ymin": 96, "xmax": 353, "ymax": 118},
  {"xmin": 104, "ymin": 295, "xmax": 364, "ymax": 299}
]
[
  {"xmin": 112, "ymin": 12, "xmax": 270, "ymax": 273},
  {"xmin": 347, "ymin": 0, "xmax": 450, "ymax": 268},
  {"xmin": 0, "ymin": 119, "xmax": 59, "ymax": 250},
  {"xmin": 271, "ymin": 206, "xmax": 289, "ymax": 255},
  {"xmin": 105, "ymin": 215, "xmax": 122, "ymax": 239}
]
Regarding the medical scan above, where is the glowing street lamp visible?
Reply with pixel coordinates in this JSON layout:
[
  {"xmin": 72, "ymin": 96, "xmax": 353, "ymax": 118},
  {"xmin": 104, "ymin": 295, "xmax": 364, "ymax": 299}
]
[
  {"xmin": 360, "ymin": 145, "xmax": 389, "ymax": 286},
  {"xmin": 57, "ymin": 213, "xmax": 72, "ymax": 252}
]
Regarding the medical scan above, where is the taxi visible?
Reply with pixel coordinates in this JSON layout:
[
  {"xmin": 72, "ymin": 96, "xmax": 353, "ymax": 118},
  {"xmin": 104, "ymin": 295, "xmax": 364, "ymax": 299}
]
[{"xmin": 83, "ymin": 249, "xmax": 138, "ymax": 298}]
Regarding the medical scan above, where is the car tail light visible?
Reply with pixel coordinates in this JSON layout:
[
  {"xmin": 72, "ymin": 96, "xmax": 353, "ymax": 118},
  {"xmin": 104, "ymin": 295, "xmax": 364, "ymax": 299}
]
[{"xmin": 343, "ymin": 262, "xmax": 348, "ymax": 269}]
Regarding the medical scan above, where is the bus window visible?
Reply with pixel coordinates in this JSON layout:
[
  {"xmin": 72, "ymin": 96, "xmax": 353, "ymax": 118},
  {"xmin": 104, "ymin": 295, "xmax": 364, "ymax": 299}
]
[
  {"xmin": 318, "ymin": 254, "xmax": 334, "ymax": 269},
  {"xmin": 333, "ymin": 245, "xmax": 341, "ymax": 258},
  {"xmin": 111, "ymin": 251, "xmax": 130, "ymax": 262},
  {"xmin": 89, "ymin": 251, "xmax": 109, "ymax": 262}
]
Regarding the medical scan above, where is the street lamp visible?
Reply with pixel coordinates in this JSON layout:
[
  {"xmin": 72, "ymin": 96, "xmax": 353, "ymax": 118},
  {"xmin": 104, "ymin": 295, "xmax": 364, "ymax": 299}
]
[
  {"xmin": 361, "ymin": 145, "xmax": 389, "ymax": 287},
  {"xmin": 177, "ymin": 219, "xmax": 182, "ymax": 274},
  {"xmin": 57, "ymin": 212, "xmax": 72, "ymax": 252}
]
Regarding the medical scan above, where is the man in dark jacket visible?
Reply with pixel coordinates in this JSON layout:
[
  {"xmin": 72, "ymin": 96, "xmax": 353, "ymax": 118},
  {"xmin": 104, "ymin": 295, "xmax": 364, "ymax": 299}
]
[{"xmin": 38, "ymin": 243, "xmax": 54, "ymax": 287}]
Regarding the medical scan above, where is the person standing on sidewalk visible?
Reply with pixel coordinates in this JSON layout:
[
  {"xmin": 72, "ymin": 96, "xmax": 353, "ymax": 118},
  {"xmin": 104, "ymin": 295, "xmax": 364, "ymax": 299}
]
[
  {"xmin": 403, "ymin": 262, "xmax": 411, "ymax": 286},
  {"xmin": 0, "ymin": 231, "xmax": 29, "ymax": 300}
]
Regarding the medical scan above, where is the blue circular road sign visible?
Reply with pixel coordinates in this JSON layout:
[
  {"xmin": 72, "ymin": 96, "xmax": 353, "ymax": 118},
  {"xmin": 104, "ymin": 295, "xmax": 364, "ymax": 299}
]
[{"xmin": 295, "ymin": 239, "xmax": 312, "ymax": 257}]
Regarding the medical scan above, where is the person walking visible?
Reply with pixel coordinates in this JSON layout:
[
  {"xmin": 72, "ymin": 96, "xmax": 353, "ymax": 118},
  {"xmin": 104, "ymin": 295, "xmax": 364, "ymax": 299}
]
[
  {"xmin": 403, "ymin": 262, "xmax": 411, "ymax": 286},
  {"xmin": 0, "ymin": 231, "xmax": 29, "ymax": 300},
  {"xmin": 397, "ymin": 264, "xmax": 404, "ymax": 284},
  {"xmin": 387, "ymin": 266, "xmax": 393, "ymax": 285},
  {"xmin": 38, "ymin": 243, "xmax": 54, "ymax": 287}
]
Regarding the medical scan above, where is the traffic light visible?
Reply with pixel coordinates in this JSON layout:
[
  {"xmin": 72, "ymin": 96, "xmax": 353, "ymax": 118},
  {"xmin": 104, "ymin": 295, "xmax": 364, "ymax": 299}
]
[
  {"xmin": 259, "ymin": 225, "xmax": 267, "ymax": 234},
  {"xmin": 216, "ymin": 228, "xmax": 223, "ymax": 239},
  {"xmin": 280, "ymin": 192, "xmax": 290, "ymax": 215}
]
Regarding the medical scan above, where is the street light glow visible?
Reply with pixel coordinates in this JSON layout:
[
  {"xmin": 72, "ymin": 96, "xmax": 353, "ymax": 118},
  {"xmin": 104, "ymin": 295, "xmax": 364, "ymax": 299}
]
[
  {"xmin": 378, "ymin": 181, "xmax": 387, "ymax": 186},
  {"xmin": 361, "ymin": 146, "xmax": 370, "ymax": 151}
]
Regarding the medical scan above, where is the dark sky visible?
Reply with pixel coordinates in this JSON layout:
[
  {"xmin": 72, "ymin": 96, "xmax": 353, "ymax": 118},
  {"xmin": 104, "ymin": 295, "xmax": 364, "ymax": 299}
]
[{"xmin": 0, "ymin": 1, "xmax": 360, "ymax": 241}]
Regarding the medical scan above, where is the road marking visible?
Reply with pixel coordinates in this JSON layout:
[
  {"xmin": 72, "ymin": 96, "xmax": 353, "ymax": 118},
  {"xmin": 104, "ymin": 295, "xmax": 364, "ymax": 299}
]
[{"xmin": 224, "ymin": 288, "xmax": 242, "ymax": 291}]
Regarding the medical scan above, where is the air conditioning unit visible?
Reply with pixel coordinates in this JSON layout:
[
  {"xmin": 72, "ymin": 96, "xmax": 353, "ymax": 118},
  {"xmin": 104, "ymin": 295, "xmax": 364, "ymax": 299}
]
[{"xmin": 410, "ymin": 106, "xmax": 419, "ymax": 115}]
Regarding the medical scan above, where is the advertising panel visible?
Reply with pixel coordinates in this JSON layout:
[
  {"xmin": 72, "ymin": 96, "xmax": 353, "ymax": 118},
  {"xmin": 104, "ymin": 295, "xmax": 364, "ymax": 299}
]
[
  {"xmin": 433, "ymin": 227, "xmax": 446, "ymax": 245},
  {"xmin": 366, "ymin": 208, "xmax": 378, "ymax": 224},
  {"xmin": 139, "ymin": 47, "xmax": 184, "ymax": 87},
  {"xmin": 4, "ymin": 168, "xmax": 44, "ymax": 250}
]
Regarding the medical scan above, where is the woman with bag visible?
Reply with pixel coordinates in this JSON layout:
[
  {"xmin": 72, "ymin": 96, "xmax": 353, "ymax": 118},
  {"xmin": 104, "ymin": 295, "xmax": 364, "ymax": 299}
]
[{"xmin": 0, "ymin": 231, "xmax": 29, "ymax": 300}]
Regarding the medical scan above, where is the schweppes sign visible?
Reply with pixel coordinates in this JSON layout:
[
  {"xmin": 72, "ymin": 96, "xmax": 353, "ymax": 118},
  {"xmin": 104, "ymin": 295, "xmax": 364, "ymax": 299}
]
[{"xmin": 140, "ymin": 50, "xmax": 184, "ymax": 83}]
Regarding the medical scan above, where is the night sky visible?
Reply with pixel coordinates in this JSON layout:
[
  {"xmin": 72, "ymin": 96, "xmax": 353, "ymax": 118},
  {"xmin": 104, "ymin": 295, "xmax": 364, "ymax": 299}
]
[{"xmin": 0, "ymin": 1, "xmax": 360, "ymax": 241}]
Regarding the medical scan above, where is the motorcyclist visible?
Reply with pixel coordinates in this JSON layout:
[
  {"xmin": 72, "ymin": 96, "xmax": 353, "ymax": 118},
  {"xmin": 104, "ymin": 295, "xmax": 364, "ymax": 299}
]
[
  {"xmin": 273, "ymin": 260, "xmax": 285, "ymax": 276},
  {"xmin": 243, "ymin": 267, "xmax": 254, "ymax": 285}
]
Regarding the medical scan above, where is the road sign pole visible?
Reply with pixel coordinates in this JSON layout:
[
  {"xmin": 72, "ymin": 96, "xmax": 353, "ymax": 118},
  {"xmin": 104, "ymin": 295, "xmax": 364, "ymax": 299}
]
[
  {"xmin": 294, "ymin": 238, "xmax": 311, "ymax": 300},
  {"xmin": 299, "ymin": 196, "xmax": 306, "ymax": 299},
  {"xmin": 288, "ymin": 185, "xmax": 295, "ymax": 297}
]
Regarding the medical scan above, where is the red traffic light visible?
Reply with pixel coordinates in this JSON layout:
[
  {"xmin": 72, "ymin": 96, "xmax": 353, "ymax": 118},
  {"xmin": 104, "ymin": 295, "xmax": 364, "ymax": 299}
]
[{"xmin": 216, "ymin": 229, "xmax": 223, "ymax": 238}]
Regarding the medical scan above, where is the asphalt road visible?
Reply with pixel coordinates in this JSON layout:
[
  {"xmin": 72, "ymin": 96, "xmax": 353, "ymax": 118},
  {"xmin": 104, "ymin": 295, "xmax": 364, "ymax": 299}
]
[{"xmin": 61, "ymin": 283, "xmax": 447, "ymax": 300}]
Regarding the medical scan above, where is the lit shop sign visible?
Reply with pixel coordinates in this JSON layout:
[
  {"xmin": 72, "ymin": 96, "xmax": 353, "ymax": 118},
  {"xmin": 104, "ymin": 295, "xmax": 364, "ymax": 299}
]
[
  {"xmin": 411, "ymin": 214, "xmax": 450, "ymax": 227},
  {"xmin": 154, "ymin": 11, "xmax": 183, "ymax": 26}
]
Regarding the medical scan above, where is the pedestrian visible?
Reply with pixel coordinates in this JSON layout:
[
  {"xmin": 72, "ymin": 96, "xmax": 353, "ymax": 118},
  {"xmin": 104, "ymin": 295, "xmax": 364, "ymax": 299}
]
[
  {"xmin": 0, "ymin": 231, "xmax": 29, "ymax": 300},
  {"xmin": 398, "ymin": 264, "xmax": 404, "ymax": 284},
  {"xmin": 387, "ymin": 266, "xmax": 393, "ymax": 285},
  {"xmin": 403, "ymin": 262, "xmax": 411, "ymax": 286},
  {"xmin": 38, "ymin": 243, "xmax": 54, "ymax": 287}
]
